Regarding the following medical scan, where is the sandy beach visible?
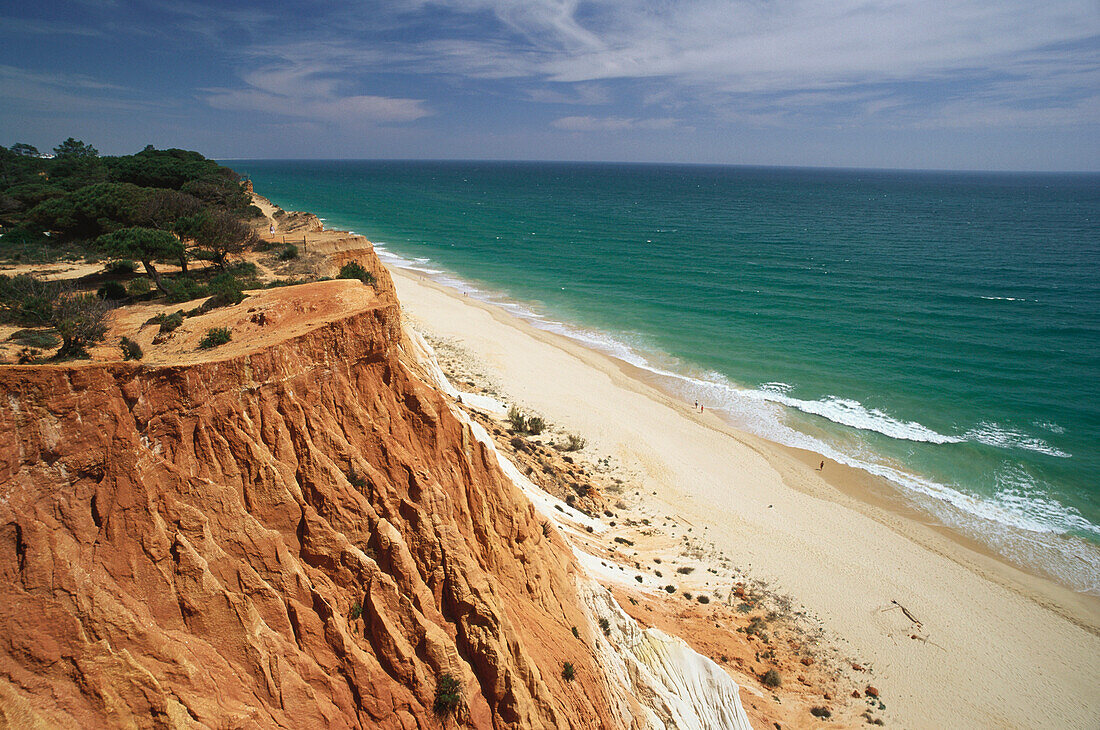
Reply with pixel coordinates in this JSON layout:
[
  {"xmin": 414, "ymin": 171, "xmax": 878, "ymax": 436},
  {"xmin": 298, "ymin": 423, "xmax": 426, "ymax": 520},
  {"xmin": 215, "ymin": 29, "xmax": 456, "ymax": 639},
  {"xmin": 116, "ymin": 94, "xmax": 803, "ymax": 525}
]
[{"xmin": 388, "ymin": 264, "xmax": 1100, "ymax": 729}]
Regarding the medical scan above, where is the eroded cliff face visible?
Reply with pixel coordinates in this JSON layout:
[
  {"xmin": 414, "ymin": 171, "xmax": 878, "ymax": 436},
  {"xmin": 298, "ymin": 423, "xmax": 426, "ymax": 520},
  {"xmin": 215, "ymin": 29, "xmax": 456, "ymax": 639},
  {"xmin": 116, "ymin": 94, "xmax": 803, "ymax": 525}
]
[{"xmin": 0, "ymin": 269, "xmax": 622, "ymax": 728}]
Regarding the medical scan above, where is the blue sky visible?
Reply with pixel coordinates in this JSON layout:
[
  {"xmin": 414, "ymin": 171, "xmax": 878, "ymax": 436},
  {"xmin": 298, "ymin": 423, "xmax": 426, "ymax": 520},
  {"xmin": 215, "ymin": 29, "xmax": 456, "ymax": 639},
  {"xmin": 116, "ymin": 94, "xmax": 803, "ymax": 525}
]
[{"xmin": 1, "ymin": 0, "xmax": 1098, "ymax": 170}]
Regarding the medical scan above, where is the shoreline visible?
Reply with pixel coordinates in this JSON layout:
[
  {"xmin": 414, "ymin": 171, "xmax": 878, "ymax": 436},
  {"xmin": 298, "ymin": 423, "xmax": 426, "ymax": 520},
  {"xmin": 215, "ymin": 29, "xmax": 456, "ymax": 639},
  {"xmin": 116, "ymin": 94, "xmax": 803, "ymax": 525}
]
[
  {"xmin": 368, "ymin": 245, "xmax": 1100, "ymax": 599},
  {"xmin": 386, "ymin": 262, "xmax": 1100, "ymax": 728}
]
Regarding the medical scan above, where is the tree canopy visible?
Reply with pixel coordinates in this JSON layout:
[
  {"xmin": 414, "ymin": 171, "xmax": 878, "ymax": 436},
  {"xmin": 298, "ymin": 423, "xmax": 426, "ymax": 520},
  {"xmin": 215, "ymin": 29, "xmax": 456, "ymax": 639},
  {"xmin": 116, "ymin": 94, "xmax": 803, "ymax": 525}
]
[{"xmin": 53, "ymin": 138, "xmax": 99, "ymax": 158}]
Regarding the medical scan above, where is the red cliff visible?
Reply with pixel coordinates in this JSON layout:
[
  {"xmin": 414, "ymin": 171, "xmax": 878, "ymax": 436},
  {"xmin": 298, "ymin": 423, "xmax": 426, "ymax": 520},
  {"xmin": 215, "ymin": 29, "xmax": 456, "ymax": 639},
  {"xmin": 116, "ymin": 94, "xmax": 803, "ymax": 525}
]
[{"xmin": 0, "ymin": 266, "xmax": 623, "ymax": 727}]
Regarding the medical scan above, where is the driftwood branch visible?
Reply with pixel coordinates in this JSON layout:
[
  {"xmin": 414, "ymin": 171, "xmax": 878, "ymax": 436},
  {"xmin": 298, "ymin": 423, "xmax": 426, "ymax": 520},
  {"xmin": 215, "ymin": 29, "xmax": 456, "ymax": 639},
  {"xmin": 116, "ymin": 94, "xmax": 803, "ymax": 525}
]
[{"xmin": 891, "ymin": 600, "xmax": 922, "ymax": 627}]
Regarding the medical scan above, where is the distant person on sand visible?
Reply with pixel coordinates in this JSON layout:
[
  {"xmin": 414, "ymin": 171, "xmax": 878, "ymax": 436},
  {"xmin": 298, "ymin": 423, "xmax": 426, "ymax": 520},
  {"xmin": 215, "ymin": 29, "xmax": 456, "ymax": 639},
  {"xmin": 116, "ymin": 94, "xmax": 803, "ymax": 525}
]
[
  {"xmin": 694, "ymin": 400, "xmax": 698, "ymax": 410},
  {"xmin": 818, "ymin": 460, "xmax": 824, "ymax": 471}
]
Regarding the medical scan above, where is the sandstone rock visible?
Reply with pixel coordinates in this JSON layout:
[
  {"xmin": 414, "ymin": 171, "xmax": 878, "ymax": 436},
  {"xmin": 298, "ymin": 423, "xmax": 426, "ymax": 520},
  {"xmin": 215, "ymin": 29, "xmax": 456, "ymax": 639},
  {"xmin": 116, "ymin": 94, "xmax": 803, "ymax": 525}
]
[{"xmin": 0, "ymin": 270, "xmax": 618, "ymax": 727}]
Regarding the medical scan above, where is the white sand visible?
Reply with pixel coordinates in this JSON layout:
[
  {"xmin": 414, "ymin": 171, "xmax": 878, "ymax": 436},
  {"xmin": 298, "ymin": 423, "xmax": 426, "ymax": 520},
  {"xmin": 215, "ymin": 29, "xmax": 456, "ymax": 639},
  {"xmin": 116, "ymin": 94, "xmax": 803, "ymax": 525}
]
[{"xmin": 390, "ymin": 265, "xmax": 1100, "ymax": 730}]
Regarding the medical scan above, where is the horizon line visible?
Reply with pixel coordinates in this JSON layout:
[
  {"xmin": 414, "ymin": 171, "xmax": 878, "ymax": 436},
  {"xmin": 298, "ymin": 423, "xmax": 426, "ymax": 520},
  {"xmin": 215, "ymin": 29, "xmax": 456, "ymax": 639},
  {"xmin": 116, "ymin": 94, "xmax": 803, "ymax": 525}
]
[{"xmin": 214, "ymin": 156, "xmax": 1100, "ymax": 176}]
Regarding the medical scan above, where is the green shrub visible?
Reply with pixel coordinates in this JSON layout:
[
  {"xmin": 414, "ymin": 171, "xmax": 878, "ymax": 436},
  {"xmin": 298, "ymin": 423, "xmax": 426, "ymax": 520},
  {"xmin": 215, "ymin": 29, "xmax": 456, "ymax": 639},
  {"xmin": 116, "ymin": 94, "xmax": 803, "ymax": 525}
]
[
  {"xmin": 119, "ymin": 336, "xmax": 143, "ymax": 360},
  {"xmin": 203, "ymin": 272, "xmax": 246, "ymax": 308},
  {"xmin": 697, "ymin": 594, "xmax": 710, "ymax": 604},
  {"xmin": 104, "ymin": 260, "xmax": 136, "ymax": 275},
  {"xmin": 433, "ymin": 673, "xmax": 461, "ymax": 715},
  {"xmin": 278, "ymin": 244, "xmax": 298, "ymax": 260},
  {"xmin": 561, "ymin": 662, "xmax": 575, "ymax": 682},
  {"xmin": 348, "ymin": 602, "xmax": 363, "ymax": 621},
  {"xmin": 97, "ymin": 281, "xmax": 127, "ymax": 300},
  {"xmin": 562, "ymin": 434, "xmax": 586, "ymax": 452},
  {"xmin": 810, "ymin": 706, "xmax": 832, "ymax": 719},
  {"xmin": 163, "ymin": 277, "xmax": 208, "ymax": 303},
  {"xmin": 676, "ymin": 566, "xmax": 695, "ymax": 575},
  {"xmin": 526, "ymin": 416, "xmax": 546, "ymax": 435},
  {"xmin": 347, "ymin": 470, "xmax": 367, "ymax": 488},
  {"xmin": 598, "ymin": 617, "xmax": 610, "ymax": 635},
  {"xmin": 151, "ymin": 310, "xmax": 185, "ymax": 334},
  {"xmin": 338, "ymin": 261, "xmax": 376, "ymax": 286},
  {"xmin": 571, "ymin": 626, "xmax": 580, "ymax": 639},
  {"xmin": 507, "ymin": 405, "xmax": 528, "ymax": 432},
  {"xmin": 7, "ymin": 329, "xmax": 60, "ymax": 349},
  {"xmin": 664, "ymin": 585, "xmax": 676, "ymax": 594},
  {"xmin": 126, "ymin": 278, "xmax": 151, "ymax": 297},
  {"xmin": 762, "ymin": 669, "xmax": 781, "ymax": 688},
  {"xmin": 198, "ymin": 326, "xmax": 231, "ymax": 349}
]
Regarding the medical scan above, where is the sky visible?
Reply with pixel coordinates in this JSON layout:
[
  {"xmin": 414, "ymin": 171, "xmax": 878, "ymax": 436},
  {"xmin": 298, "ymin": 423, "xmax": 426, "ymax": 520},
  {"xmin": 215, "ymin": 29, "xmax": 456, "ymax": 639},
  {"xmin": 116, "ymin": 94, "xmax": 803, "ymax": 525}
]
[{"xmin": 1, "ymin": 0, "xmax": 1098, "ymax": 171}]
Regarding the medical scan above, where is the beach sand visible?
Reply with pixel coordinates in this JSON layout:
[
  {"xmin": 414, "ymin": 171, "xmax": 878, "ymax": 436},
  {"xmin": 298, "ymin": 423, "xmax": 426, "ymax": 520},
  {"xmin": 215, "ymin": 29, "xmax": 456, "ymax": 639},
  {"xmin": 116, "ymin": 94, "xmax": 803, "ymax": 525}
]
[{"xmin": 389, "ymin": 265, "xmax": 1100, "ymax": 730}]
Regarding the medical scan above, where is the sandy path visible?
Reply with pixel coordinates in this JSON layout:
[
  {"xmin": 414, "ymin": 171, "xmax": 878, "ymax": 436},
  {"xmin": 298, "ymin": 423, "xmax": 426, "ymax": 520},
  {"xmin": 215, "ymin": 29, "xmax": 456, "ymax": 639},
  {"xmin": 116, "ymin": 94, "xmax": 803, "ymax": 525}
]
[{"xmin": 389, "ymin": 265, "xmax": 1100, "ymax": 730}]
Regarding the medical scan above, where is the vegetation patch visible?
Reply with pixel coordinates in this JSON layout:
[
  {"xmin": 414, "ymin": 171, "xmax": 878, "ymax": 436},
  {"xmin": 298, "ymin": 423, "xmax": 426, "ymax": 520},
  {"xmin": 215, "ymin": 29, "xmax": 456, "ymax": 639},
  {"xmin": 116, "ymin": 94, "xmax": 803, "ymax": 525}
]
[
  {"xmin": 119, "ymin": 336, "xmax": 143, "ymax": 360},
  {"xmin": 7, "ymin": 328, "xmax": 60, "ymax": 349},
  {"xmin": 0, "ymin": 275, "xmax": 109, "ymax": 358},
  {"xmin": 97, "ymin": 280, "xmax": 128, "ymax": 301},
  {"xmin": 198, "ymin": 326, "xmax": 231, "ymax": 349},
  {"xmin": 561, "ymin": 433, "xmax": 586, "ymax": 451},
  {"xmin": 561, "ymin": 662, "xmax": 575, "ymax": 682},
  {"xmin": 338, "ymin": 261, "xmax": 376, "ymax": 286},
  {"xmin": 433, "ymin": 674, "xmax": 462, "ymax": 715}
]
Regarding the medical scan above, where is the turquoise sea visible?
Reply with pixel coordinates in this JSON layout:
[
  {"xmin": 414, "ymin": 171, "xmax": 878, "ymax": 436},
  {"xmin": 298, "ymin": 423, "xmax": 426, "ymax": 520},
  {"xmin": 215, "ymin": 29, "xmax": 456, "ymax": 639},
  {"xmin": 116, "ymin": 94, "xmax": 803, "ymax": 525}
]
[{"xmin": 228, "ymin": 160, "xmax": 1100, "ymax": 594}]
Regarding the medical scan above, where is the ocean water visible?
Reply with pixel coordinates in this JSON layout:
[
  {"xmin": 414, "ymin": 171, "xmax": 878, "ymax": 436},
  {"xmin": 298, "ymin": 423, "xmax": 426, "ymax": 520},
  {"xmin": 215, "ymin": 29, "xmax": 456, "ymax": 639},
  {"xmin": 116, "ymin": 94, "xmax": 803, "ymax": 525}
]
[{"xmin": 229, "ymin": 160, "xmax": 1100, "ymax": 593}]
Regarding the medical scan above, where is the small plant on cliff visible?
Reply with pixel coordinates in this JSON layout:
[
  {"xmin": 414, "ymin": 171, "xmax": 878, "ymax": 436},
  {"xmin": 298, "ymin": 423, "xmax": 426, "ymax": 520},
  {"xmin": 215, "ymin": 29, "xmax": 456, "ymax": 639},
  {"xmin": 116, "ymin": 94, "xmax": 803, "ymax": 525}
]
[
  {"xmin": 338, "ymin": 261, "xmax": 376, "ymax": 287},
  {"xmin": 810, "ymin": 706, "xmax": 832, "ymax": 719},
  {"xmin": 348, "ymin": 602, "xmax": 363, "ymax": 621},
  {"xmin": 119, "ymin": 336, "xmax": 143, "ymax": 360},
  {"xmin": 433, "ymin": 673, "xmax": 462, "ymax": 715},
  {"xmin": 507, "ymin": 405, "xmax": 528, "ymax": 432},
  {"xmin": 561, "ymin": 433, "xmax": 586, "ymax": 452},
  {"xmin": 526, "ymin": 416, "xmax": 546, "ymax": 435},
  {"xmin": 598, "ymin": 617, "xmax": 610, "ymax": 636},
  {"xmin": 761, "ymin": 669, "xmax": 781, "ymax": 688},
  {"xmin": 542, "ymin": 521, "xmax": 552, "ymax": 537},
  {"xmin": 347, "ymin": 469, "xmax": 367, "ymax": 489},
  {"xmin": 198, "ymin": 326, "xmax": 231, "ymax": 349},
  {"xmin": 561, "ymin": 662, "xmax": 575, "ymax": 682},
  {"xmin": 149, "ymin": 310, "xmax": 185, "ymax": 334},
  {"xmin": 664, "ymin": 585, "xmax": 676, "ymax": 594},
  {"xmin": 278, "ymin": 244, "xmax": 299, "ymax": 260},
  {"xmin": 571, "ymin": 626, "xmax": 580, "ymax": 639}
]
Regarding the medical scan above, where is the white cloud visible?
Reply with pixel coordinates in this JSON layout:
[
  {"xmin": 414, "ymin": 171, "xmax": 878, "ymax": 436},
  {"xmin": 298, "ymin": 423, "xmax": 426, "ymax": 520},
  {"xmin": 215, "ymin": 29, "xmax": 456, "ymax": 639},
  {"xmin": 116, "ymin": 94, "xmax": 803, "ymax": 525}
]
[
  {"xmin": 552, "ymin": 115, "xmax": 678, "ymax": 131},
  {"xmin": 339, "ymin": 0, "xmax": 1100, "ymax": 127},
  {"xmin": 0, "ymin": 65, "xmax": 152, "ymax": 113},
  {"xmin": 203, "ymin": 63, "xmax": 432, "ymax": 124}
]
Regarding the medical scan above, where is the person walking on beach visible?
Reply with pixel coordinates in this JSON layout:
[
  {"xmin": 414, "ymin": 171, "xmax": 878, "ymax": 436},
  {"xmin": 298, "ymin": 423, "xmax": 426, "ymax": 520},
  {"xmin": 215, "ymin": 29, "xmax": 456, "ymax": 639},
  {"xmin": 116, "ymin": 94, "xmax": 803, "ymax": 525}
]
[{"xmin": 818, "ymin": 460, "xmax": 824, "ymax": 471}]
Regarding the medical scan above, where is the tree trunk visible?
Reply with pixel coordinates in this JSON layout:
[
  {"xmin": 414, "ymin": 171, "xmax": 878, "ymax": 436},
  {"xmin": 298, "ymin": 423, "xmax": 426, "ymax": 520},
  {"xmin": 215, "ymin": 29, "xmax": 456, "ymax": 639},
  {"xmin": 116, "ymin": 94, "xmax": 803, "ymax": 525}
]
[{"xmin": 143, "ymin": 260, "xmax": 167, "ymax": 294}]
